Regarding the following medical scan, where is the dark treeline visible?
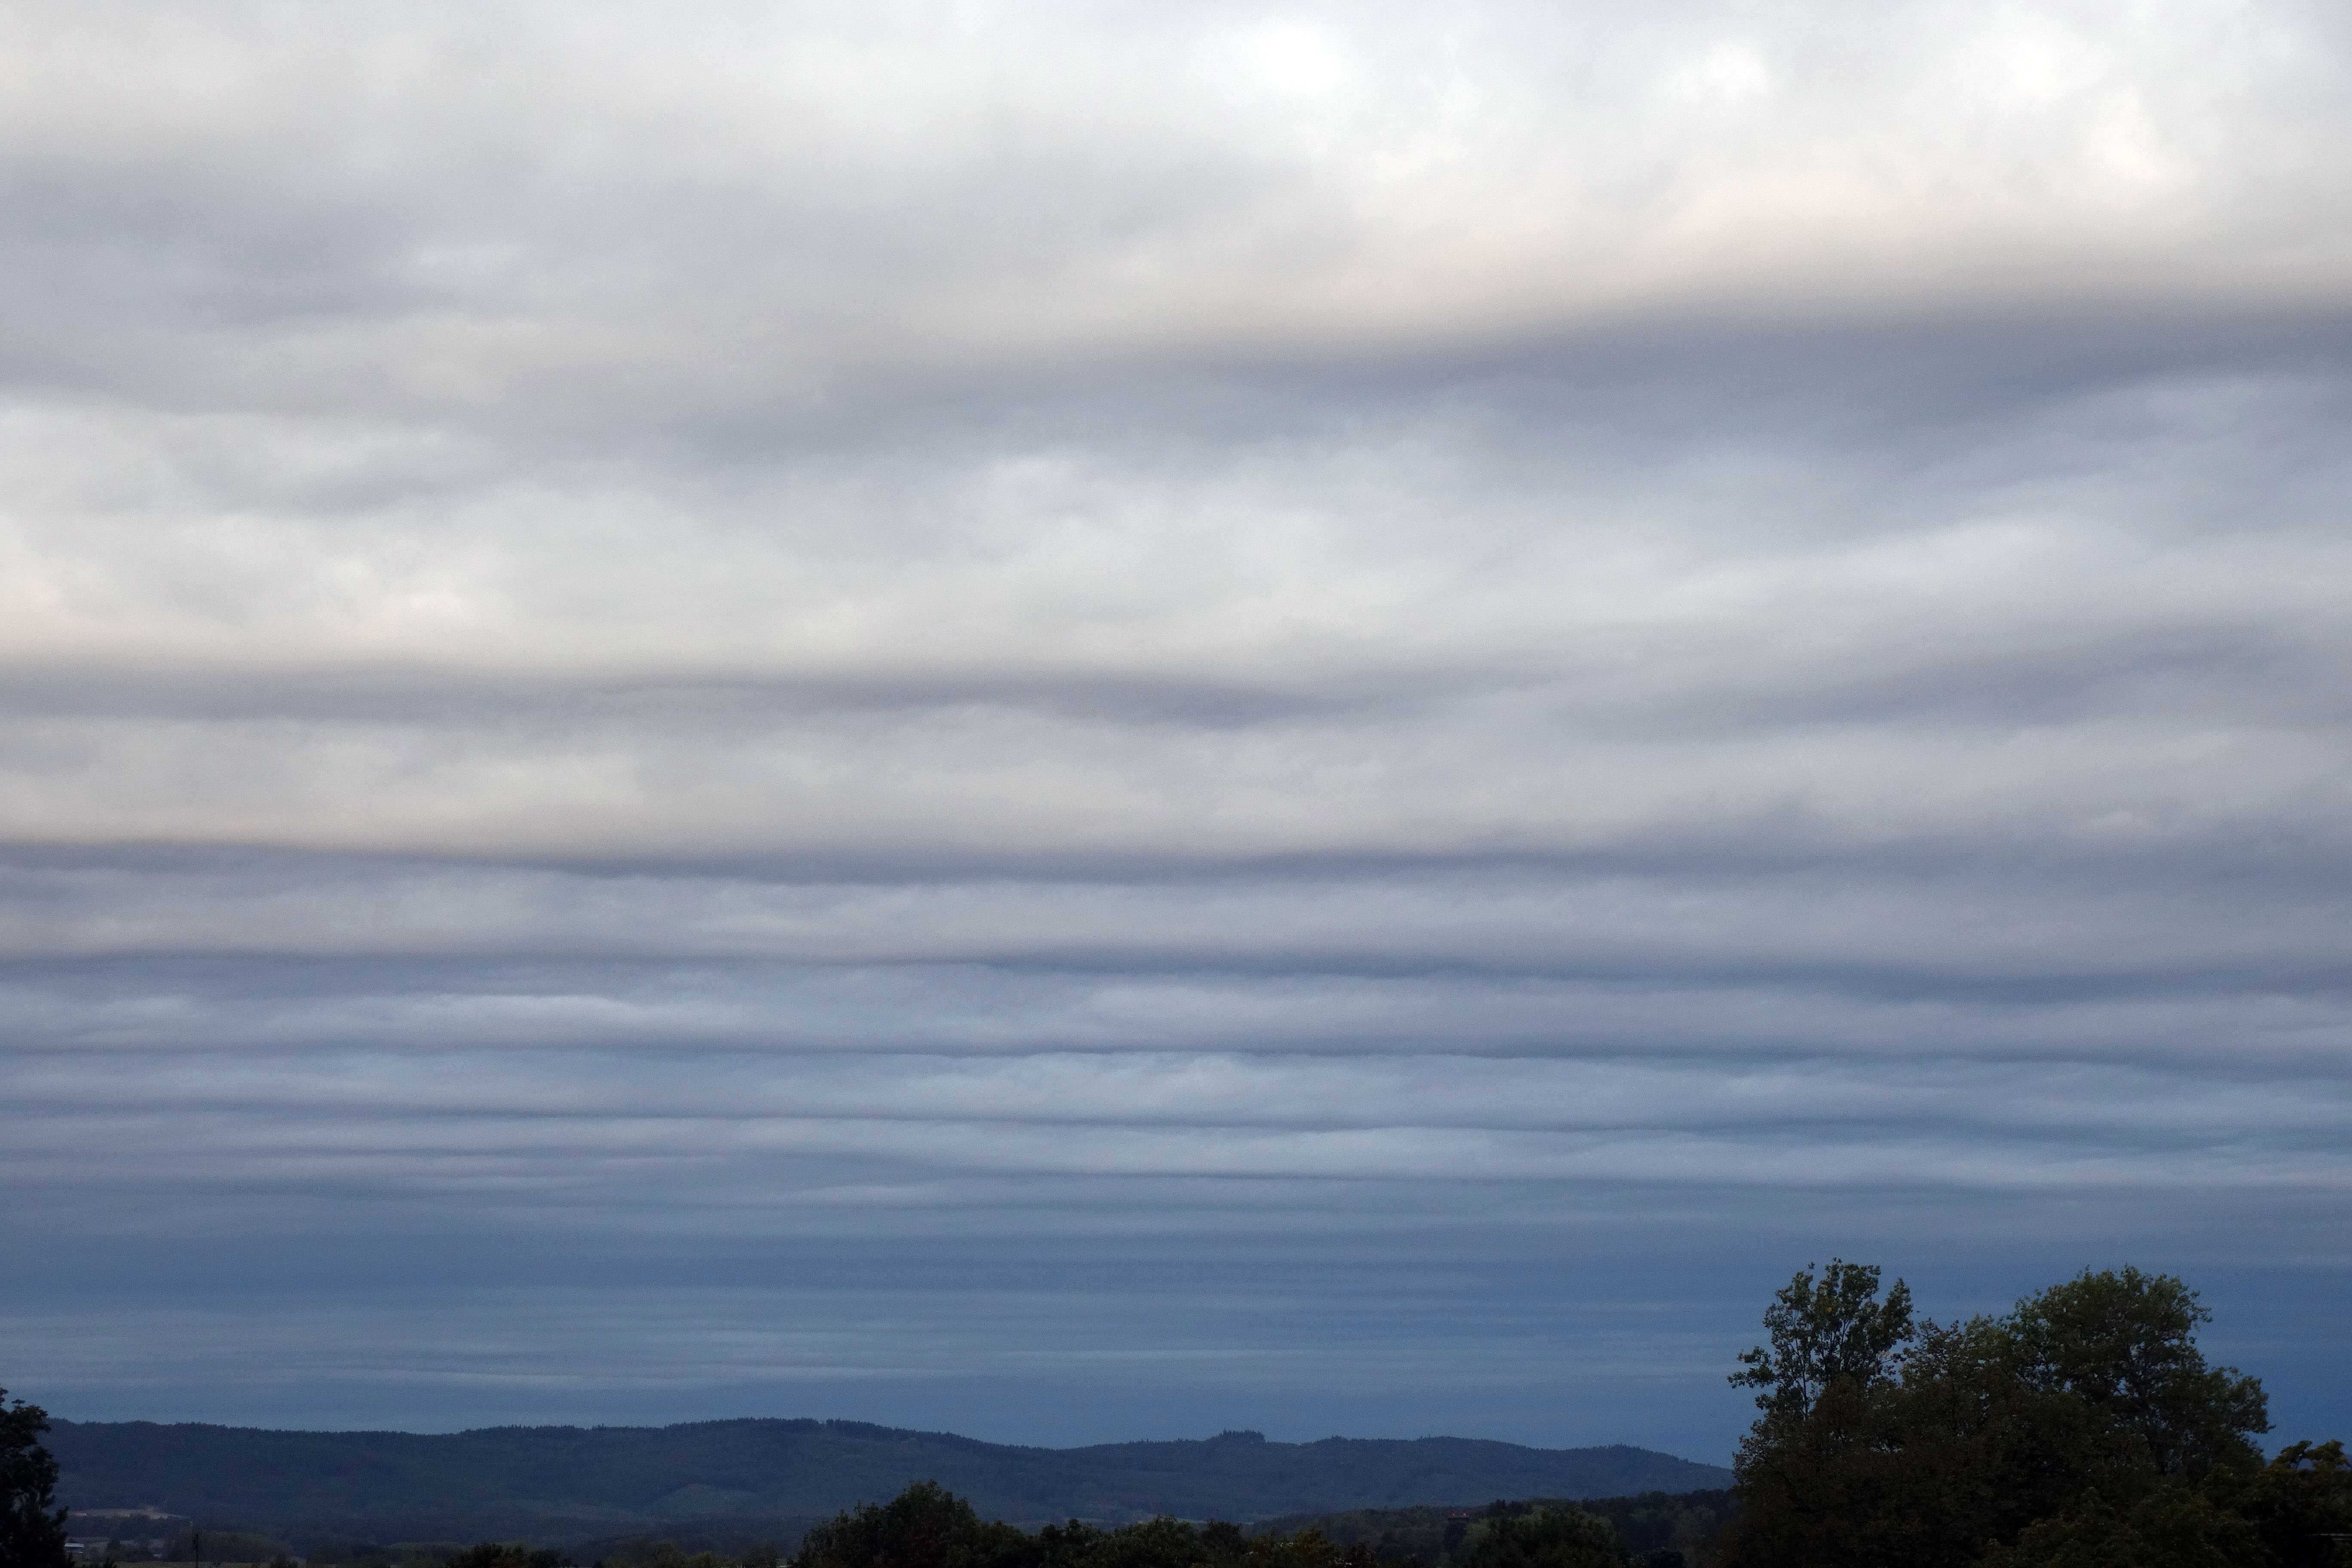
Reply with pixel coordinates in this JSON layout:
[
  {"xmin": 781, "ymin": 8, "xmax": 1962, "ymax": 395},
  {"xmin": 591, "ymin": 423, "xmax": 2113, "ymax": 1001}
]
[
  {"xmin": 779, "ymin": 1480, "xmax": 1662, "ymax": 1568},
  {"xmin": 1250, "ymin": 1494, "xmax": 1732, "ymax": 1566},
  {"xmin": 298, "ymin": 1482, "xmax": 1707, "ymax": 1568},
  {"xmin": 1717, "ymin": 1261, "xmax": 2351, "ymax": 1567}
]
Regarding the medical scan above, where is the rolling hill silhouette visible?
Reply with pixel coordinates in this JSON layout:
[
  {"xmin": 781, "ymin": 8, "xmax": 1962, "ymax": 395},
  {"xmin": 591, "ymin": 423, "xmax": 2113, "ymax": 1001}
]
[{"xmin": 51, "ymin": 1418, "xmax": 1731, "ymax": 1541}]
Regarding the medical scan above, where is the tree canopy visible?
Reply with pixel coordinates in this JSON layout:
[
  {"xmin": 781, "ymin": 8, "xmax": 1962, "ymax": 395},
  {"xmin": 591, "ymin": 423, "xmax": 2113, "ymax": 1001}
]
[
  {"xmin": 0, "ymin": 1387, "xmax": 67, "ymax": 1568},
  {"xmin": 1729, "ymin": 1259, "xmax": 1914, "ymax": 1423},
  {"xmin": 1453, "ymin": 1507, "xmax": 1627, "ymax": 1568},
  {"xmin": 781, "ymin": 1482, "xmax": 1650, "ymax": 1568},
  {"xmin": 1718, "ymin": 1263, "xmax": 2344, "ymax": 1568}
]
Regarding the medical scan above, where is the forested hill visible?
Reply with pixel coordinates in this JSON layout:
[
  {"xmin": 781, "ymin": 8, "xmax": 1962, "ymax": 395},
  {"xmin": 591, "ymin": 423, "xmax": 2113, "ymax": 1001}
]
[{"xmin": 50, "ymin": 1418, "xmax": 1730, "ymax": 1540}]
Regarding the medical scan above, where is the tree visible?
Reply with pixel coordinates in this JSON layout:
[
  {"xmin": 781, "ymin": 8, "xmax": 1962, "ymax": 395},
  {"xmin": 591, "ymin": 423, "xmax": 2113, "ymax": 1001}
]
[
  {"xmin": 0, "ymin": 1387, "xmax": 68, "ymax": 1568},
  {"xmin": 449, "ymin": 1546, "xmax": 568, "ymax": 1568},
  {"xmin": 2006, "ymin": 1267, "xmax": 2268, "ymax": 1482},
  {"xmin": 1977, "ymin": 1485, "xmax": 2263, "ymax": 1568},
  {"xmin": 1861, "ymin": 1312, "xmax": 2099, "ymax": 1556},
  {"xmin": 1718, "ymin": 1261, "xmax": 1920, "ymax": 1566},
  {"xmin": 2231, "ymin": 1440, "xmax": 2352, "ymax": 1568},
  {"xmin": 1455, "ymin": 1507, "xmax": 1629, "ymax": 1568},
  {"xmin": 1235, "ymin": 1528, "xmax": 1343, "ymax": 1568},
  {"xmin": 1718, "ymin": 1263, "xmax": 2312, "ymax": 1568},
  {"xmin": 1730, "ymin": 1259, "xmax": 1915, "ymax": 1422},
  {"xmin": 790, "ymin": 1483, "xmax": 1032, "ymax": 1568}
]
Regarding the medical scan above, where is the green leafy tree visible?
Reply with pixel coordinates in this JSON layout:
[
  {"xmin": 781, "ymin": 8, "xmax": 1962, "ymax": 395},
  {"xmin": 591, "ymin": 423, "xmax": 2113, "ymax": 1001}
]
[
  {"xmin": 1079, "ymin": 1519, "xmax": 1210, "ymax": 1568},
  {"xmin": 2231, "ymin": 1441, "xmax": 2352, "ymax": 1568},
  {"xmin": 1455, "ymin": 1507, "xmax": 1629, "ymax": 1568},
  {"xmin": 2006, "ymin": 1267, "xmax": 2267, "ymax": 1482},
  {"xmin": 449, "ymin": 1545, "xmax": 568, "ymax": 1568},
  {"xmin": 790, "ymin": 1483, "xmax": 1032, "ymax": 1568},
  {"xmin": 1196, "ymin": 1523, "xmax": 1248, "ymax": 1566},
  {"xmin": 1720, "ymin": 1263, "xmax": 2308, "ymax": 1568},
  {"xmin": 1862, "ymin": 1312, "xmax": 2102, "ymax": 1557},
  {"xmin": 1720, "ymin": 1262, "xmax": 1920, "ymax": 1568},
  {"xmin": 790, "ymin": 1486, "xmax": 1379, "ymax": 1568},
  {"xmin": 1730, "ymin": 1260, "xmax": 1915, "ymax": 1424},
  {"xmin": 1977, "ymin": 1485, "xmax": 2263, "ymax": 1568},
  {"xmin": 1238, "ymin": 1528, "xmax": 1341, "ymax": 1568},
  {"xmin": 0, "ymin": 1387, "xmax": 68, "ymax": 1568}
]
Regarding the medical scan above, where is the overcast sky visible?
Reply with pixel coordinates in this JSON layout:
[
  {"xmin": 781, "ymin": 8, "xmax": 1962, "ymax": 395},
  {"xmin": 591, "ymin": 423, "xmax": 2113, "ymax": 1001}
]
[{"xmin": 4, "ymin": 0, "xmax": 2349, "ymax": 1465}]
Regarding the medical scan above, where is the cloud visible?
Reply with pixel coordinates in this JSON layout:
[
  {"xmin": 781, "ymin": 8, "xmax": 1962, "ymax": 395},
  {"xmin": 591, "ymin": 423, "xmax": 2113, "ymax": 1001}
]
[{"xmin": 1, "ymin": 0, "xmax": 2348, "ymax": 1455}]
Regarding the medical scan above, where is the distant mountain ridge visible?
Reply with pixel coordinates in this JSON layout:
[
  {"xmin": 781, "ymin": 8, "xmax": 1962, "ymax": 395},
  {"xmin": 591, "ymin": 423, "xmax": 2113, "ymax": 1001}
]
[{"xmin": 50, "ymin": 1417, "xmax": 1731, "ymax": 1543}]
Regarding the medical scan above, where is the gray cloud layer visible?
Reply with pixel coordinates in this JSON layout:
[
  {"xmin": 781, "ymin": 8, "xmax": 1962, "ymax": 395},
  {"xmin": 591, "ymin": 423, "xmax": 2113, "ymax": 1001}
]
[{"xmin": 3, "ymin": 0, "xmax": 2348, "ymax": 1461}]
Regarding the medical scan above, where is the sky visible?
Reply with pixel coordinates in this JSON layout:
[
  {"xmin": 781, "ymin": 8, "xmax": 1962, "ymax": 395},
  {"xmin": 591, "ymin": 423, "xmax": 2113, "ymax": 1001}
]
[{"xmin": 3, "ymin": 1, "xmax": 2349, "ymax": 1467}]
